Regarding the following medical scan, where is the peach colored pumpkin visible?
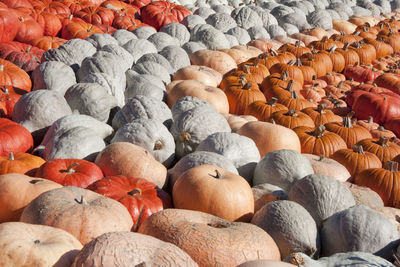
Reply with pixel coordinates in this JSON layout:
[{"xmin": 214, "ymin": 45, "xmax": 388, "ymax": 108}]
[
  {"xmin": 138, "ymin": 208, "xmax": 281, "ymax": 267},
  {"xmin": 0, "ymin": 173, "xmax": 62, "ymax": 222},
  {"xmin": 20, "ymin": 186, "xmax": 133, "ymax": 245},
  {"xmin": 190, "ymin": 49, "xmax": 237, "ymax": 74},
  {"xmin": 72, "ymin": 231, "xmax": 197, "ymax": 267},
  {"xmin": 166, "ymin": 79, "xmax": 229, "ymax": 114},
  {"xmin": 172, "ymin": 65, "xmax": 222, "ymax": 87},
  {"xmin": 237, "ymin": 260, "xmax": 296, "ymax": 267},
  {"xmin": 303, "ymin": 154, "xmax": 351, "ymax": 182},
  {"xmin": 221, "ymin": 113, "xmax": 258, "ymax": 132},
  {"xmin": 0, "ymin": 222, "xmax": 82, "ymax": 267},
  {"xmin": 173, "ymin": 164, "xmax": 254, "ymax": 222},
  {"xmin": 219, "ymin": 46, "xmax": 263, "ymax": 64},
  {"xmin": 95, "ymin": 142, "xmax": 167, "ymax": 188},
  {"xmin": 237, "ymin": 121, "xmax": 301, "ymax": 157},
  {"xmin": 373, "ymin": 206, "xmax": 400, "ymax": 233},
  {"xmin": 344, "ymin": 182, "xmax": 384, "ymax": 209}
]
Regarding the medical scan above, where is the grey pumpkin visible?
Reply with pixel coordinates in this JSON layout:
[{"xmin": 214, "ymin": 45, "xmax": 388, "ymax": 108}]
[
  {"xmin": 181, "ymin": 15, "xmax": 207, "ymax": 31},
  {"xmin": 170, "ymin": 96, "xmax": 215, "ymax": 122},
  {"xmin": 131, "ymin": 61, "xmax": 171, "ymax": 84},
  {"xmin": 227, "ymin": 27, "xmax": 251, "ymax": 45},
  {"xmin": 112, "ymin": 29, "xmax": 137, "ymax": 46},
  {"xmin": 85, "ymin": 33, "xmax": 118, "ymax": 50},
  {"xmin": 125, "ymin": 71, "xmax": 166, "ymax": 102},
  {"xmin": 122, "ymin": 39, "xmax": 158, "ymax": 63},
  {"xmin": 160, "ymin": 23, "xmax": 190, "ymax": 46},
  {"xmin": 76, "ymin": 53, "xmax": 124, "ymax": 82},
  {"xmin": 131, "ymin": 26, "xmax": 157, "ymax": 39},
  {"xmin": 137, "ymin": 53, "xmax": 174, "ymax": 75},
  {"xmin": 231, "ymin": 6, "xmax": 263, "ymax": 29},
  {"xmin": 205, "ymin": 12, "xmax": 237, "ymax": 33},
  {"xmin": 159, "ymin": 46, "xmax": 191, "ymax": 74},
  {"xmin": 147, "ymin": 32, "xmax": 181, "ymax": 52}
]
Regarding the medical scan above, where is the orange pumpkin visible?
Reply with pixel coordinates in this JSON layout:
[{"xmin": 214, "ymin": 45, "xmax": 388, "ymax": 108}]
[
  {"xmin": 356, "ymin": 136, "xmax": 400, "ymax": 164},
  {"xmin": 0, "ymin": 59, "xmax": 31, "ymax": 92},
  {"xmin": 301, "ymin": 104, "xmax": 342, "ymax": 126},
  {"xmin": 0, "ymin": 152, "xmax": 45, "ymax": 175},
  {"xmin": 270, "ymin": 109, "xmax": 315, "ymax": 129},
  {"xmin": 244, "ymin": 98, "xmax": 288, "ymax": 122}
]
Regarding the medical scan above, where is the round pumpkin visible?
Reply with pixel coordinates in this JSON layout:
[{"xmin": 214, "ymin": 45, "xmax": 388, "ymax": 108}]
[
  {"xmin": 173, "ymin": 164, "xmax": 254, "ymax": 222},
  {"xmin": 303, "ymin": 154, "xmax": 351, "ymax": 182},
  {"xmin": 356, "ymin": 136, "xmax": 400, "ymax": 165},
  {"xmin": 0, "ymin": 152, "xmax": 45, "ymax": 175},
  {"xmin": 0, "ymin": 118, "xmax": 33, "ymax": 156}
]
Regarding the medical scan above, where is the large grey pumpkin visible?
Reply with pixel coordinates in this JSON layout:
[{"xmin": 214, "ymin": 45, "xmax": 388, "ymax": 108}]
[
  {"xmin": 278, "ymin": 13, "xmax": 310, "ymax": 31},
  {"xmin": 287, "ymin": 1, "xmax": 313, "ymax": 15},
  {"xmin": 160, "ymin": 23, "xmax": 190, "ymax": 46},
  {"xmin": 159, "ymin": 46, "xmax": 191, "ymax": 73},
  {"xmin": 392, "ymin": 0, "xmax": 400, "ymax": 10},
  {"xmin": 326, "ymin": 9, "xmax": 341, "ymax": 20},
  {"xmin": 286, "ymin": 251, "xmax": 395, "ymax": 267},
  {"xmin": 267, "ymin": 25, "xmax": 287, "ymax": 38},
  {"xmin": 125, "ymin": 72, "xmax": 165, "ymax": 102},
  {"xmin": 43, "ymin": 126, "xmax": 106, "ymax": 161},
  {"xmin": 100, "ymin": 44, "xmax": 134, "ymax": 70},
  {"xmin": 147, "ymin": 32, "xmax": 180, "ymax": 52},
  {"xmin": 111, "ymin": 118, "xmax": 175, "ymax": 168},
  {"xmin": 227, "ymin": 27, "xmax": 251, "ymax": 45},
  {"xmin": 131, "ymin": 61, "xmax": 171, "ymax": 84},
  {"xmin": 181, "ymin": 15, "xmax": 206, "ymax": 31},
  {"xmin": 112, "ymin": 95, "xmax": 172, "ymax": 130},
  {"xmin": 196, "ymin": 132, "xmax": 260, "ymax": 183},
  {"xmin": 32, "ymin": 61, "xmax": 76, "ymax": 95},
  {"xmin": 330, "ymin": 2, "xmax": 354, "ymax": 17},
  {"xmin": 190, "ymin": 24, "xmax": 215, "ymax": 40},
  {"xmin": 248, "ymin": 7, "xmax": 278, "ymax": 28},
  {"xmin": 64, "ymin": 83, "xmax": 118, "ymax": 123},
  {"xmin": 81, "ymin": 72, "xmax": 126, "ymax": 107},
  {"xmin": 91, "ymin": 50, "xmax": 130, "ymax": 72},
  {"xmin": 205, "ymin": 13, "xmax": 237, "ymax": 33},
  {"xmin": 307, "ymin": 10, "xmax": 333, "ymax": 30},
  {"xmin": 288, "ymin": 174, "xmax": 356, "ymax": 227},
  {"xmin": 182, "ymin": 41, "xmax": 207, "ymax": 55},
  {"xmin": 170, "ymin": 96, "xmax": 215, "ymax": 121},
  {"xmin": 247, "ymin": 26, "xmax": 271, "ymax": 40},
  {"xmin": 86, "ymin": 33, "xmax": 118, "ymax": 50},
  {"xmin": 352, "ymin": 6, "xmax": 373, "ymax": 15},
  {"xmin": 137, "ymin": 53, "xmax": 174, "ymax": 75},
  {"xmin": 131, "ymin": 26, "xmax": 157, "ymax": 39},
  {"xmin": 191, "ymin": 26, "xmax": 230, "ymax": 50},
  {"xmin": 251, "ymin": 200, "xmax": 320, "ymax": 259},
  {"xmin": 168, "ymin": 151, "xmax": 238, "ymax": 189},
  {"xmin": 170, "ymin": 105, "xmax": 231, "ymax": 158},
  {"xmin": 212, "ymin": 4, "xmax": 234, "ymax": 14},
  {"xmin": 38, "ymin": 114, "xmax": 113, "ymax": 156},
  {"xmin": 225, "ymin": 34, "xmax": 239, "ymax": 47},
  {"xmin": 252, "ymin": 183, "xmax": 287, "ymax": 213},
  {"xmin": 253, "ymin": 150, "xmax": 314, "ymax": 192},
  {"xmin": 77, "ymin": 53, "xmax": 123, "ymax": 82},
  {"xmin": 12, "ymin": 90, "xmax": 72, "ymax": 137},
  {"xmin": 42, "ymin": 39, "xmax": 96, "ymax": 71},
  {"xmin": 321, "ymin": 205, "xmax": 399, "ymax": 260},
  {"xmin": 112, "ymin": 29, "xmax": 137, "ymax": 46},
  {"xmin": 122, "ymin": 39, "xmax": 158, "ymax": 63},
  {"xmin": 282, "ymin": 23, "xmax": 300, "ymax": 35},
  {"xmin": 193, "ymin": 6, "xmax": 216, "ymax": 18},
  {"xmin": 231, "ymin": 7, "xmax": 263, "ymax": 29},
  {"xmin": 270, "ymin": 5, "xmax": 293, "ymax": 17}
]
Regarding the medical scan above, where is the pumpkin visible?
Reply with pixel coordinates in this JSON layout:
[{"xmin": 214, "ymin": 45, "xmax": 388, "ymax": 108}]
[
  {"xmin": 278, "ymin": 90, "xmax": 317, "ymax": 111},
  {"xmin": 138, "ymin": 209, "xmax": 281, "ymax": 266},
  {"xmin": 270, "ymin": 109, "xmax": 315, "ymax": 130},
  {"xmin": 253, "ymin": 149, "xmax": 314, "ymax": 193},
  {"xmin": 0, "ymin": 152, "xmax": 45, "ymax": 176},
  {"xmin": 0, "ymin": 118, "xmax": 33, "ymax": 156},
  {"xmin": 345, "ymin": 182, "xmax": 384, "ymax": 209},
  {"xmin": 14, "ymin": 13, "xmax": 44, "ymax": 43},
  {"xmin": 269, "ymin": 60, "xmax": 304, "ymax": 86},
  {"xmin": 74, "ymin": 6, "xmax": 114, "ymax": 26},
  {"xmin": 301, "ymin": 104, "xmax": 342, "ymax": 126},
  {"xmin": 35, "ymin": 159, "xmax": 103, "ymax": 188},
  {"xmin": 251, "ymin": 200, "xmax": 320, "ymax": 259},
  {"xmin": 71, "ymin": 231, "xmax": 197, "ymax": 267},
  {"xmin": 252, "ymin": 183, "xmax": 287, "ymax": 213},
  {"xmin": 357, "ymin": 136, "xmax": 400, "ymax": 165},
  {"xmin": 0, "ymin": 173, "xmax": 61, "ymax": 222},
  {"xmin": 61, "ymin": 20, "xmax": 103, "ymax": 39},
  {"xmin": 354, "ymin": 161, "xmax": 400, "ymax": 208},
  {"xmin": 279, "ymin": 41, "xmax": 311, "ymax": 58},
  {"xmin": 321, "ymin": 205, "xmax": 398, "ymax": 260},
  {"xmin": 244, "ymin": 98, "xmax": 288, "ymax": 122},
  {"xmin": 0, "ymin": 222, "xmax": 82, "ymax": 266},
  {"xmin": 173, "ymin": 164, "xmax": 254, "ymax": 222},
  {"xmin": 293, "ymin": 125, "xmax": 347, "ymax": 157},
  {"xmin": 0, "ymin": 59, "xmax": 31, "ymax": 93},
  {"xmin": 370, "ymin": 126, "xmax": 396, "ymax": 139},
  {"xmin": 303, "ymin": 154, "xmax": 351, "ymax": 183},
  {"xmin": 237, "ymin": 121, "xmax": 301, "ymax": 158},
  {"xmin": 0, "ymin": 8, "xmax": 19, "ymax": 43},
  {"xmin": 88, "ymin": 175, "xmax": 171, "ymax": 231},
  {"xmin": 20, "ymin": 186, "xmax": 133, "ymax": 245},
  {"xmin": 0, "ymin": 85, "xmax": 22, "ymax": 118},
  {"xmin": 325, "ymin": 113, "xmax": 372, "ymax": 148},
  {"xmin": 30, "ymin": 36, "xmax": 67, "ymax": 51},
  {"xmin": 385, "ymin": 117, "xmax": 400, "ymax": 138},
  {"xmin": 189, "ymin": 49, "xmax": 237, "ymax": 74},
  {"xmin": 331, "ymin": 145, "xmax": 382, "ymax": 178},
  {"xmin": 172, "ymin": 65, "xmax": 222, "ymax": 87},
  {"xmin": 336, "ymin": 43, "xmax": 360, "ymax": 67},
  {"xmin": 141, "ymin": 1, "xmax": 190, "ymax": 30},
  {"xmin": 0, "ymin": 42, "xmax": 44, "ymax": 73},
  {"xmin": 374, "ymin": 73, "xmax": 400, "ymax": 95},
  {"xmin": 288, "ymin": 174, "xmax": 356, "ymax": 227},
  {"xmin": 356, "ymin": 116, "xmax": 379, "ymax": 131}
]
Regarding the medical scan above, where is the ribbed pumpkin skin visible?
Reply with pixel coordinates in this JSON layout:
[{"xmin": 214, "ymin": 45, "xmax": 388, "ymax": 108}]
[
  {"xmin": 288, "ymin": 174, "xmax": 356, "ymax": 227},
  {"xmin": 72, "ymin": 232, "xmax": 197, "ymax": 267},
  {"xmin": 138, "ymin": 209, "xmax": 281, "ymax": 266},
  {"xmin": 0, "ymin": 119, "xmax": 33, "ymax": 156},
  {"xmin": 251, "ymin": 200, "xmax": 320, "ymax": 259}
]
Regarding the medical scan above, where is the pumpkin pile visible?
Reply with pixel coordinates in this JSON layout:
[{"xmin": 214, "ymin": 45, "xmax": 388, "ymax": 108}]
[{"xmin": 2, "ymin": 0, "xmax": 400, "ymax": 266}]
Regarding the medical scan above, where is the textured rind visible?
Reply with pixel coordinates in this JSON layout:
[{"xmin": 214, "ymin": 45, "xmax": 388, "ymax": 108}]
[
  {"xmin": 170, "ymin": 105, "xmax": 231, "ymax": 158},
  {"xmin": 72, "ymin": 231, "xmax": 198, "ymax": 267},
  {"xmin": 321, "ymin": 205, "xmax": 399, "ymax": 260},
  {"xmin": 253, "ymin": 150, "xmax": 314, "ymax": 192},
  {"xmin": 251, "ymin": 200, "xmax": 320, "ymax": 259},
  {"xmin": 32, "ymin": 61, "xmax": 76, "ymax": 94},
  {"xmin": 138, "ymin": 209, "xmax": 280, "ymax": 267},
  {"xmin": 288, "ymin": 174, "xmax": 356, "ymax": 227},
  {"xmin": 86, "ymin": 33, "xmax": 118, "ymax": 50}
]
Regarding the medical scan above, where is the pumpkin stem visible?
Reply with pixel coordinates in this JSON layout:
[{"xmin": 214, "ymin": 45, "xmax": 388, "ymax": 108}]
[
  {"xmin": 328, "ymin": 45, "xmax": 337, "ymax": 53},
  {"xmin": 207, "ymin": 221, "xmax": 229, "ymax": 228},
  {"xmin": 287, "ymin": 59, "xmax": 295, "ymax": 66},
  {"xmin": 267, "ymin": 97, "xmax": 278, "ymax": 106},
  {"xmin": 296, "ymin": 58, "xmax": 302, "ymax": 66},
  {"xmin": 285, "ymin": 79, "xmax": 294, "ymax": 92},
  {"xmin": 368, "ymin": 116, "xmax": 374, "ymax": 124},
  {"xmin": 282, "ymin": 71, "xmax": 289, "ymax": 81},
  {"xmin": 29, "ymin": 179, "xmax": 42, "ymax": 184},
  {"xmin": 285, "ymin": 109, "xmax": 298, "ymax": 117},
  {"xmin": 343, "ymin": 43, "xmax": 350, "ymax": 50},
  {"xmin": 289, "ymin": 253, "xmax": 306, "ymax": 265},
  {"xmin": 385, "ymin": 161, "xmax": 399, "ymax": 172},
  {"xmin": 342, "ymin": 116, "xmax": 353, "ymax": 128},
  {"xmin": 270, "ymin": 118, "xmax": 276, "ymax": 124},
  {"xmin": 318, "ymin": 155, "xmax": 325, "ymax": 161},
  {"xmin": 179, "ymin": 132, "xmax": 191, "ymax": 143},
  {"xmin": 352, "ymin": 144, "xmax": 365, "ymax": 154},
  {"xmin": 128, "ymin": 188, "xmax": 142, "ymax": 196},
  {"xmin": 377, "ymin": 126, "xmax": 385, "ymax": 131},
  {"xmin": 209, "ymin": 169, "xmax": 222, "ymax": 179},
  {"xmin": 8, "ymin": 152, "xmax": 14, "ymax": 161},
  {"xmin": 34, "ymin": 240, "xmax": 40, "ymax": 244},
  {"xmin": 243, "ymin": 82, "xmax": 252, "ymax": 90},
  {"xmin": 154, "ymin": 140, "xmax": 163, "ymax": 150},
  {"xmin": 74, "ymin": 195, "xmax": 87, "ymax": 205},
  {"xmin": 295, "ymin": 40, "xmax": 301, "ymax": 48},
  {"xmin": 377, "ymin": 136, "xmax": 389, "ymax": 147},
  {"xmin": 61, "ymin": 162, "xmax": 79, "ymax": 174},
  {"xmin": 0, "ymin": 65, "xmax": 3, "ymax": 72},
  {"xmin": 291, "ymin": 90, "xmax": 299, "ymax": 99},
  {"xmin": 312, "ymin": 125, "xmax": 326, "ymax": 138},
  {"xmin": 317, "ymin": 104, "xmax": 327, "ymax": 114}
]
